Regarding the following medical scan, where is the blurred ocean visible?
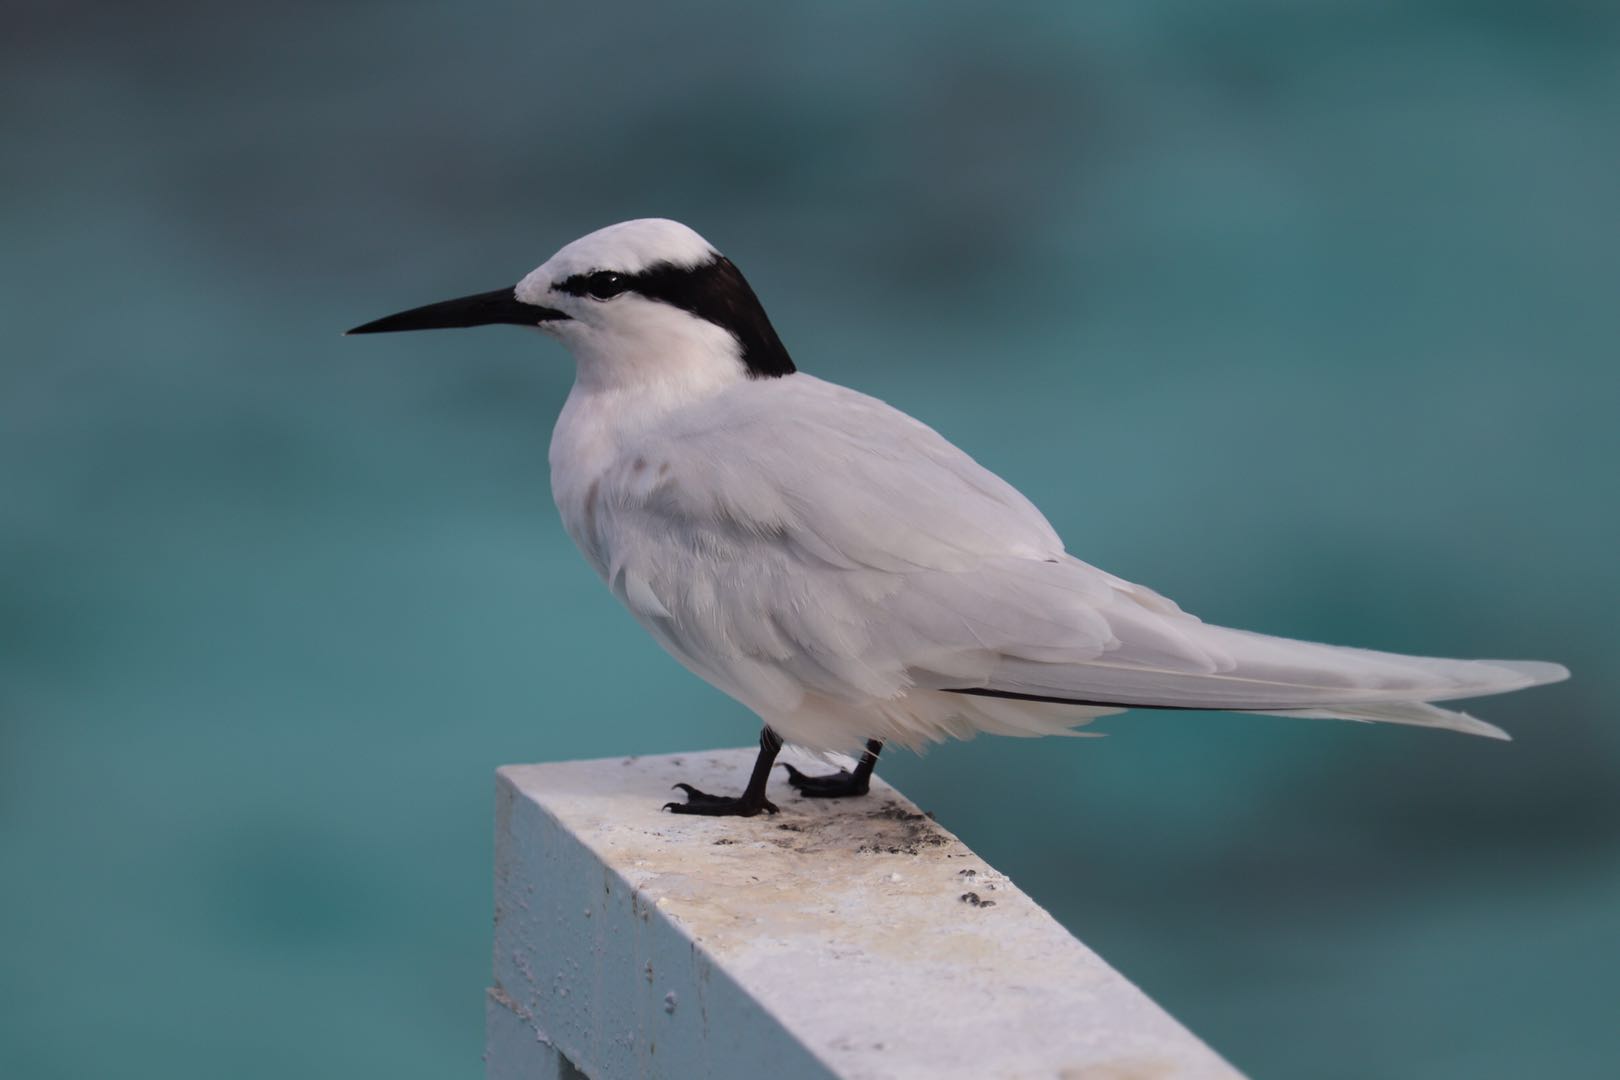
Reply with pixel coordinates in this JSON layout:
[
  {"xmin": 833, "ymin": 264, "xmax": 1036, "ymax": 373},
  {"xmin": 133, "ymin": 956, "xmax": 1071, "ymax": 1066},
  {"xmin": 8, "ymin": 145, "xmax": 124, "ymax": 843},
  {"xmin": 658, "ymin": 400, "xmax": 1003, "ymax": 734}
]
[{"xmin": 3, "ymin": 2, "xmax": 1616, "ymax": 1077}]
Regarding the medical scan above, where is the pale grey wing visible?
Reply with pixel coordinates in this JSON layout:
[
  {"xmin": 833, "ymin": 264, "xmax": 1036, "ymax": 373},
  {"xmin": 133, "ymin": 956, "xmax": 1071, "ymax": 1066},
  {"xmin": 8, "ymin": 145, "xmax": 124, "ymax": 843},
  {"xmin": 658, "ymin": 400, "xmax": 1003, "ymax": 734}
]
[
  {"xmin": 594, "ymin": 376, "xmax": 1120, "ymax": 714},
  {"xmin": 605, "ymin": 376, "xmax": 1567, "ymax": 734},
  {"xmin": 597, "ymin": 378, "xmax": 1281, "ymax": 713},
  {"xmin": 976, "ymin": 617, "xmax": 1567, "ymax": 708},
  {"xmin": 645, "ymin": 375, "xmax": 1068, "ymax": 571}
]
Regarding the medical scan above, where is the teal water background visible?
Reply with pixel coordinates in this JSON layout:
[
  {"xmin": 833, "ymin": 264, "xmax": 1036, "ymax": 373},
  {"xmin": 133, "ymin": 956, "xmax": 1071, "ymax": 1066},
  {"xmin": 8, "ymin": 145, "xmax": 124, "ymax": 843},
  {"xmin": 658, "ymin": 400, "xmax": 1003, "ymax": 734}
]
[{"xmin": 3, "ymin": 3, "xmax": 1617, "ymax": 1077}]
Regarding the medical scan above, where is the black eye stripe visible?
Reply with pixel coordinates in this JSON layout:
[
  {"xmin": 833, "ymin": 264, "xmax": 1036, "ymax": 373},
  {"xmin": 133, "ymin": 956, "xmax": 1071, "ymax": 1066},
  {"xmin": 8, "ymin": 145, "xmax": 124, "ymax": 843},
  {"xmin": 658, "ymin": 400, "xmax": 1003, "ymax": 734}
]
[
  {"xmin": 557, "ymin": 270, "xmax": 628, "ymax": 300},
  {"xmin": 551, "ymin": 254, "xmax": 795, "ymax": 378}
]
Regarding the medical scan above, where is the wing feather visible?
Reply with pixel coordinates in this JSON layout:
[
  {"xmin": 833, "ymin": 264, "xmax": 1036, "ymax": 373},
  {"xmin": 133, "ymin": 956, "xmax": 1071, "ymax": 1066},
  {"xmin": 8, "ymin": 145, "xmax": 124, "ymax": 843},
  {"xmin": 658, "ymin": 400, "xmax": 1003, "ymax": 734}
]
[{"xmin": 592, "ymin": 374, "xmax": 1566, "ymax": 733}]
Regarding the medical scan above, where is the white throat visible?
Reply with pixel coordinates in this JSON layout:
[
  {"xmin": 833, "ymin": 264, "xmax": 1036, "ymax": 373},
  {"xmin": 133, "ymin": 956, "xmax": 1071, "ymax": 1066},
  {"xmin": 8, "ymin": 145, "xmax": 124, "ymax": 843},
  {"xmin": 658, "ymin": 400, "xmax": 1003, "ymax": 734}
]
[{"xmin": 548, "ymin": 296, "xmax": 748, "ymax": 401}]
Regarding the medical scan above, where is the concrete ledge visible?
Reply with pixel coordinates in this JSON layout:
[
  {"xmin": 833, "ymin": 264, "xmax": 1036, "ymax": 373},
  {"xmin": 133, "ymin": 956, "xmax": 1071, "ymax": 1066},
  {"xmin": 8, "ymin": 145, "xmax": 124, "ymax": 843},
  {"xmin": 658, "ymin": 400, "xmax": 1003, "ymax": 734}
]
[{"xmin": 489, "ymin": 749, "xmax": 1245, "ymax": 1080}]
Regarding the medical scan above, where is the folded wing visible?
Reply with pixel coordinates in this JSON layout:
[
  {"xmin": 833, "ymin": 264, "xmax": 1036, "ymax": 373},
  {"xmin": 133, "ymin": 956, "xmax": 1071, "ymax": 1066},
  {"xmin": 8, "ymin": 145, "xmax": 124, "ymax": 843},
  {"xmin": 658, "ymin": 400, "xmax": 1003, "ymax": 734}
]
[{"xmin": 603, "ymin": 375, "xmax": 1567, "ymax": 741}]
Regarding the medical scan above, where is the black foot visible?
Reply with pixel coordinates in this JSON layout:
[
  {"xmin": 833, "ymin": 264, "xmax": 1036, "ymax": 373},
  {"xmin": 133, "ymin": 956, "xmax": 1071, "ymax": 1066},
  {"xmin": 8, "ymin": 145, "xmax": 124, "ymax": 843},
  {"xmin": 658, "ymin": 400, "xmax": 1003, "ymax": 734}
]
[
  {"xmin": 663, "ymin": 783, "xmax": 779, "ymax": 817},
  {"xmin": 781, "ymin": 764, "xmax": 872, "ymax": 799}
]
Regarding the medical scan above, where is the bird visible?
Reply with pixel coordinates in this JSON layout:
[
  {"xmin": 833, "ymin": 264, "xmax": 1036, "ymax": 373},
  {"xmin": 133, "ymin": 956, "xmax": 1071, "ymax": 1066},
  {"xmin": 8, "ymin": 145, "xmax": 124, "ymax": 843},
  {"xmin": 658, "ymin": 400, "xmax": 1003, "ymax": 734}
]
[{"xmin": 348, "ymin": 218, "xmax": 1570, "ymax": 817}]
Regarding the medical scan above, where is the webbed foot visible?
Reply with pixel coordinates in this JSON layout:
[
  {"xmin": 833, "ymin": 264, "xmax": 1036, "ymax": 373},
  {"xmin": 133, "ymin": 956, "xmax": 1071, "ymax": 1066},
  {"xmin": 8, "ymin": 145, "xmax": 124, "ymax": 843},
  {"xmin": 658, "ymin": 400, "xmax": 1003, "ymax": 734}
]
[
  {"xmin": 781, "ymin": 764, "xmax": 871, "ymax": 798},
  {"xmin": 663, "ymin": 782, "xmax": 779, "ymax": 817}
]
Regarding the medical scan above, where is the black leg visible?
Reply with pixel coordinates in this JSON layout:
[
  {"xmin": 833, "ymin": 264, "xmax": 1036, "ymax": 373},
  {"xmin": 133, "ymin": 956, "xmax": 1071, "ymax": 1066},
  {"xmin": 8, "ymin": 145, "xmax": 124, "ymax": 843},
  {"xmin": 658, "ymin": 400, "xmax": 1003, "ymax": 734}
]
[
  {"xmin": 664, "ymin": 727, "xmax": 783, "ymax": 816},
  {"xmin": 782, "ymin": 738, "xmax": 883, "ymax": 799}
]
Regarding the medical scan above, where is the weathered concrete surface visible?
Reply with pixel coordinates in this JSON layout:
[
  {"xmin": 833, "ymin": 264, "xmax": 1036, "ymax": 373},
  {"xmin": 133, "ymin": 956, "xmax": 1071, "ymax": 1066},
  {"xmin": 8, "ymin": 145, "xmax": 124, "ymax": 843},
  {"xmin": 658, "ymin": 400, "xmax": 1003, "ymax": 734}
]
[
  {"xmin": 489, "ymin": 749, "xmax": 1246, "ymax": 1080},
  {"xmin": 484, "ymin": 986, "xmax": 583, "ymax": 1080}
]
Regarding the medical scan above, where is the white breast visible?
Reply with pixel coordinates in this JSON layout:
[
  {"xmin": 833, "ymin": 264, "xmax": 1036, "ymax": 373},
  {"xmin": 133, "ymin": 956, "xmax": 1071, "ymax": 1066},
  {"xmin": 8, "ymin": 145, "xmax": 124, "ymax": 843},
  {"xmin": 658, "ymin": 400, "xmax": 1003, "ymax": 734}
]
[{"xmin": 549, "ymin": 367, "xmax": 745, "ymax": 582}]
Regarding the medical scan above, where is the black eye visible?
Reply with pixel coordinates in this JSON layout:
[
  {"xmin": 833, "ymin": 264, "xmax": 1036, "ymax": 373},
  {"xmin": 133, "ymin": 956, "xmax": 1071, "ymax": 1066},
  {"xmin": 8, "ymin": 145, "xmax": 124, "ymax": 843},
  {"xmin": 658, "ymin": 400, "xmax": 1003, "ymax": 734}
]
[{"xmin": 585, "ymin": 271, "xmax": 627, "ymax": 300}]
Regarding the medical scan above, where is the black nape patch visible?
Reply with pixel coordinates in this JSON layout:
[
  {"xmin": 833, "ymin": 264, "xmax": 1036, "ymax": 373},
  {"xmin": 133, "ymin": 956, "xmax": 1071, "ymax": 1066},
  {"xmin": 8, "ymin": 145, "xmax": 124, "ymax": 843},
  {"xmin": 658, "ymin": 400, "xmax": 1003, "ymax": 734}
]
[{"xmin": 559, "ymin": 255, "xmax": 797, "ymax": 378}]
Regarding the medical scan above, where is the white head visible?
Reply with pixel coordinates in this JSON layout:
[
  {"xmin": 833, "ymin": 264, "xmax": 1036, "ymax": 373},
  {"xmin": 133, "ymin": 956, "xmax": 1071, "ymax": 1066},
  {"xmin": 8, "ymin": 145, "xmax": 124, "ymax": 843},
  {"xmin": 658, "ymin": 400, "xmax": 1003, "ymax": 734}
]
[{"xmin": 348, "ymin": 218, "xmax": 795, "ymax": 391}]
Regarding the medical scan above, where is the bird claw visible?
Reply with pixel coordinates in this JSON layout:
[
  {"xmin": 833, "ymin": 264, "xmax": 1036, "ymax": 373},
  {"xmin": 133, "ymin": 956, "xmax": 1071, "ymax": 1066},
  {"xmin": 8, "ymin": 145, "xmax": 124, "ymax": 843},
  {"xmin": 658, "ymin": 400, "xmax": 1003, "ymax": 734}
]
[
  {"xmin": 663, "ymin": 783, "xmax": 779, "ymax": 817},
  {"xmin": 780, "ymin": 763, "xmax": 871, "ymax": 799}
]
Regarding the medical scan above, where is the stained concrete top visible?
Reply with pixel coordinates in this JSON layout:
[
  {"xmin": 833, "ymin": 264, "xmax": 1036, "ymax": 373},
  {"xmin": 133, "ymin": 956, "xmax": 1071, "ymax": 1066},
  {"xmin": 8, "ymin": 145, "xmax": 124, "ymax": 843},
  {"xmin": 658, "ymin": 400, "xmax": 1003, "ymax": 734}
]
[{"xmin": 492, "ymin": 749, "xmax": 1244, "ymax": 1079}]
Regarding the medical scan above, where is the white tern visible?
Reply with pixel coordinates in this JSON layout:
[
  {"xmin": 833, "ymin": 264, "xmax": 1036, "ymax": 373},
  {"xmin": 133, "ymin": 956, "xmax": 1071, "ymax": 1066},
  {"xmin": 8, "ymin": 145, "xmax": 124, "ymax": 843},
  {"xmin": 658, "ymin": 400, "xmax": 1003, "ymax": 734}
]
[{"xmin": 350, "ymin": 219, "xmax": 1569, "ymax": 816}]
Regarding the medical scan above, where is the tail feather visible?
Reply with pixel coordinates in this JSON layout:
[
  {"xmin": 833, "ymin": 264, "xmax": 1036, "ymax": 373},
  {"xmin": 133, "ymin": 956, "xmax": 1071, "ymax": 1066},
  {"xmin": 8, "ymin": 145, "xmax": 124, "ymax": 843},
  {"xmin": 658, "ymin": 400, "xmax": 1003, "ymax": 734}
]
[
  {"xmin": 961, "ymin": 621, "xmax": 1569, "ymax": 740},
  {"xmin": 1257, "ymin": 700, "xmax": 1513, "ymax": 740}
]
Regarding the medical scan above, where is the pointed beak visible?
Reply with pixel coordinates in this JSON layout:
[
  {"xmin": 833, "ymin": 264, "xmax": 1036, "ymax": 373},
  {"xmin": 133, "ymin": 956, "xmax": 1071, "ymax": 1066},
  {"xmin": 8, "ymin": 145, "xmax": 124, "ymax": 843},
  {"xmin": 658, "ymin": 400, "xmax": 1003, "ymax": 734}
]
[{"xmin": 345, "ymin": 287, "xmax": 567, "ymax": 335}]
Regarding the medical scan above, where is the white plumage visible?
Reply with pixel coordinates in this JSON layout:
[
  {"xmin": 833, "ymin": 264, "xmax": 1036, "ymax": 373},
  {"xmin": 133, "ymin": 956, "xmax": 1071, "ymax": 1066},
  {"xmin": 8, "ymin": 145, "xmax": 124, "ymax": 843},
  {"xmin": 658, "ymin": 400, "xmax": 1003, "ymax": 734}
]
[
  {"xmin": 353, "ymin": 217, "xmax": 1569, "ymax": 773},
  {"xmin": 554, "ymin": 358, "xmax": 1563, "ymax": 751},
  {"xmin": 534, "ymin": 221, "xmax": 1565, "ymax": 754}
]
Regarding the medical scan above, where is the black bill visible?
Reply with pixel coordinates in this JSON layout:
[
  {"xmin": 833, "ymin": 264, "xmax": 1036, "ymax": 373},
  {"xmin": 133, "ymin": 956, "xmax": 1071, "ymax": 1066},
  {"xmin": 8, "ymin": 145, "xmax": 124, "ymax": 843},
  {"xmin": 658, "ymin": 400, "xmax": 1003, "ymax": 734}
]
[{"xmin": 346, "ymin": 287, "xmax": 567, "ymax": 335}]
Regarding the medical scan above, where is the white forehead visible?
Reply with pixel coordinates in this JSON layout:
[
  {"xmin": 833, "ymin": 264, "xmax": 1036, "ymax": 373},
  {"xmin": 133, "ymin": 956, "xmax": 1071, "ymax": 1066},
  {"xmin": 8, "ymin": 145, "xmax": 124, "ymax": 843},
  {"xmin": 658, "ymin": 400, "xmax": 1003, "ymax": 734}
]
[{"xmin": 527, "ymin": 218, "xmax": 717, "ymax": 285}]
